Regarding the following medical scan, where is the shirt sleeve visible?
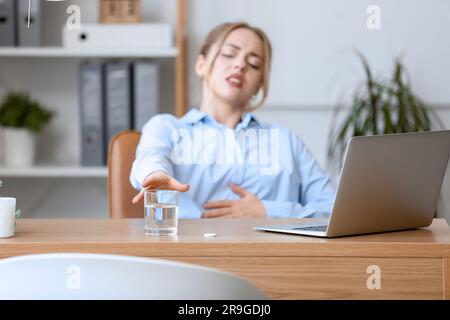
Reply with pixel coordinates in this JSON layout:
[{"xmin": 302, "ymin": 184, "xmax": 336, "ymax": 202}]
[
  {"xmin": 129, "ymin": 114, "xmax": 177, "ymax": 190},
  {"xmin": 262, "ymin": 130, "xmax": 336, "ymax": 218}
]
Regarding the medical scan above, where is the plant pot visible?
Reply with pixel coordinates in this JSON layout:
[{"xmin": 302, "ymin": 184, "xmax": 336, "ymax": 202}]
[
  {"xmin": 2, "ymin": 128, "xmax": 36, "ymax": 167},
  {"xmin": 0, "ymin": 197, "xmax": 16, "ymax": 239}
]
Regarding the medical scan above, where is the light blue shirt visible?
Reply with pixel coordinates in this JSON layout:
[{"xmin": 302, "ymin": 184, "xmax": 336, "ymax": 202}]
[{"xmin": 130, "ymin": 108, "xmax": 336, "ymax": 218}]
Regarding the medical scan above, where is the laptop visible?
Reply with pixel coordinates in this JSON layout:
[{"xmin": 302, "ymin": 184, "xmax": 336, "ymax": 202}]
[{"xmin": 254, "ymin": 130, "xmax": 450, "ymax": 238}]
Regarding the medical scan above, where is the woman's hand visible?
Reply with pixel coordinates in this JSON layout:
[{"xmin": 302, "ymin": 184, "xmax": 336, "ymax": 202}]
[
  {"xmin": 132, "ymin": 171, "xmax": 190, "ymax": 204},
  {"xmin": 202, "ymin": 183, "xmax": 267, "ymax": 218}
]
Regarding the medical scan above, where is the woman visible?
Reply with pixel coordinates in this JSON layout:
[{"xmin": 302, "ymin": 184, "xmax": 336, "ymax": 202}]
[{"xmin": 130, "ymin": 22, "xmax": 335, "ymax": 218}]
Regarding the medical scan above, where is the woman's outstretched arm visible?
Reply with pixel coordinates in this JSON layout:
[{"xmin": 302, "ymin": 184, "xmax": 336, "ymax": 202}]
[{"xmin": 130, "ymin": 114, "xmax": 189, "ymax": 204}]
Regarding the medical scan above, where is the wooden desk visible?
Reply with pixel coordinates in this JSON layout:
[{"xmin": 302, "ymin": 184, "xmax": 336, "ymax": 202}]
[{"xmin": 1, "ymin": 218, "xmax": 450, "ymax": 300}]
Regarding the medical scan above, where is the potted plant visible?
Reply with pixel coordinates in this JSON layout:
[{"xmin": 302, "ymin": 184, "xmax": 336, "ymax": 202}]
[
  {"xmin": 0, "ymin": 92, "xmax": 54, "ymax": 167},
  {"xmin": 0, "ymin": 179, "xmax": 21, "ymax": 238},
  {"xmin": 327, "ymin": 52, "xmax": 443, "ymax": 175}
]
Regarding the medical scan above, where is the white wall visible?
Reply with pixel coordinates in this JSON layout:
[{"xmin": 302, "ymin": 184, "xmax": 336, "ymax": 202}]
[
  {"xmin": 0, "ymin": 0, "xmax": 449, "ymax": 221},
  {"xmin": 187, "ymin": 0, "xmax": 450, "ymax": 106}
]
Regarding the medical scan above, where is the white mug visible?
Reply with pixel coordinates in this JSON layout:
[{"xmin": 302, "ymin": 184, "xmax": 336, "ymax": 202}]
[{"xmin": 0, "ymin": 197, "xmax": 16, "ymax": 239}]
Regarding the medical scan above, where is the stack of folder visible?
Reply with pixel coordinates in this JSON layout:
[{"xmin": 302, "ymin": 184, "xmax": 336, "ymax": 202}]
[
  {"xmin": 79, "ymin": 61, "xmax": 160, "ymax": 166},
  {"xmin": 0, "ymin": 0, "xmax": 42, "ymax": 47}
]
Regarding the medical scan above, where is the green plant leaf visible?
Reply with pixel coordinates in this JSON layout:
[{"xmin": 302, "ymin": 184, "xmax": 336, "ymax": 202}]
[
  {"xmin": 0, "ymin": 91, "xmax": 55, "ymax": 133},
  {"xmin": 327, "ymin": 52, "xmax": 443, "ymax": 173},
  {"xmin": 381, "ymin": 100, "xmax": 395, "ymax": 134}
]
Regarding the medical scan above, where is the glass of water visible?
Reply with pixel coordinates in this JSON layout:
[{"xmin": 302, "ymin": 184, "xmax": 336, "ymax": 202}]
[{"xmin": 144, "ymin": 190, "xmax": 179, "ymax": 236}]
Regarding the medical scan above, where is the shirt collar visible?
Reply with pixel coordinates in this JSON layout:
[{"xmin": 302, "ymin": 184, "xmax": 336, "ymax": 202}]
[
  {"xmin": 238, "ymin": 111, "xmax": 262, "ymax": 129},
  {"xmin": 181, "ymin": 108, "xmax": 208, "ymax": 124},
  {"xmin": 181, "ymin": 108, "xmax": 262, "ymax": 129}
]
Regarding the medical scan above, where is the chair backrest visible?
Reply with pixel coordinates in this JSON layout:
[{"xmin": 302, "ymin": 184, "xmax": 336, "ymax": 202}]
[
  {"xmin": 0, "ymin": 253, "xmax": 267, "ymax": 300},
  {"xmin": 108, "ymin": 130, "xmax": 142, "ymax": 218}
]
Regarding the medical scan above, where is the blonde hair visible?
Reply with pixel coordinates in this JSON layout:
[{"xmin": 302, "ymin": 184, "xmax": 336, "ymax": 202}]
[{"xmin": 199, "ymin": 22, "xmax": 272, "ymax": 111}]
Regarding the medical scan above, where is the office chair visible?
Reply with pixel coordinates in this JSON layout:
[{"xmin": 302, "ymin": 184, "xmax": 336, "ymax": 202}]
[
  {"xmin": 0, "ymin": 253, "xmax": 266, "ymax": 300},
  {"xmin": 108, "ymin": 130, "xmax": 142, "ymax": 218}
]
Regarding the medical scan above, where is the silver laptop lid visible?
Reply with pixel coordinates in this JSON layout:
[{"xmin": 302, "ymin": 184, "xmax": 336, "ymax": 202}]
[{"xmin": 326, "ymin": 130, "xmax": 450, "ymax": 237}]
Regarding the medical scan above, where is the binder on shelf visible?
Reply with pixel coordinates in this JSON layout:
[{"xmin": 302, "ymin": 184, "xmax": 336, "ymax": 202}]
[
  {"xmin": 17, "ymin": 0, "xmax": 42, "ymax": 47},
  {"xmin": 132, "ymin": 61, "xmax": 160, "ymax": 131},
  {"xmin": 104, "ymin": 62, "xmax": 132, "ymax": 160},
  {"xmin": 0, "ymin": 0, "xmax": 16, "ymax": 46},
  {"xmin": 79, "ymin": 63, "xmax": 106, "ymax": 166}
]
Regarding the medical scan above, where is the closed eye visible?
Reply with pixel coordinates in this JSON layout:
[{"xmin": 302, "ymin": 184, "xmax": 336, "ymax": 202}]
[
  {"xmin": 221, "ymin": 51, "xmax": 261, "ymax": 69},
  {"xmin": 248, "ymin": 58, "xmax": 261, "ymax": 70}
]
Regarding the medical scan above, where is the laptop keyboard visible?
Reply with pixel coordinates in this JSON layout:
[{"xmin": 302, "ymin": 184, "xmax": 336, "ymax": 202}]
[{"xmin": 293, "ymin": 225, "xmax": 328, "ymax": 232}]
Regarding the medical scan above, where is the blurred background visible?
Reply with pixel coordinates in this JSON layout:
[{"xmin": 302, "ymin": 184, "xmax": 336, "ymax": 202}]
[{"xmin": 0, "ymin": 0, "xmax": 449, "ymax": 221}]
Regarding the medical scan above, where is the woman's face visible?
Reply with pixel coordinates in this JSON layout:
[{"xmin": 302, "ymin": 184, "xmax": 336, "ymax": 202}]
[{"xmin": 198, "ymin": 28, "xmax": 265, "ymax": 108}]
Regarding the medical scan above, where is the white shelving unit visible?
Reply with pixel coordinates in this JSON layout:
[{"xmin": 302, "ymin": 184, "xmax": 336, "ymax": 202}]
[
  {"xmin": 0, "ymin": 47, "xmax": 178, "ymax": 58},
  {"xmin": 0, "ymin": 47, "xmax": 178, "ymax": 178},
  {"xmin": 0, "ymin": 0, "xmax": 187, "ymax": 217},
  {"xmin": 0, "ymin": 45, "xmax": 179, "ymax": 178},
  {"xmin": 0, "ymin": 46, "xmax": 176, "ymax": 179}
]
